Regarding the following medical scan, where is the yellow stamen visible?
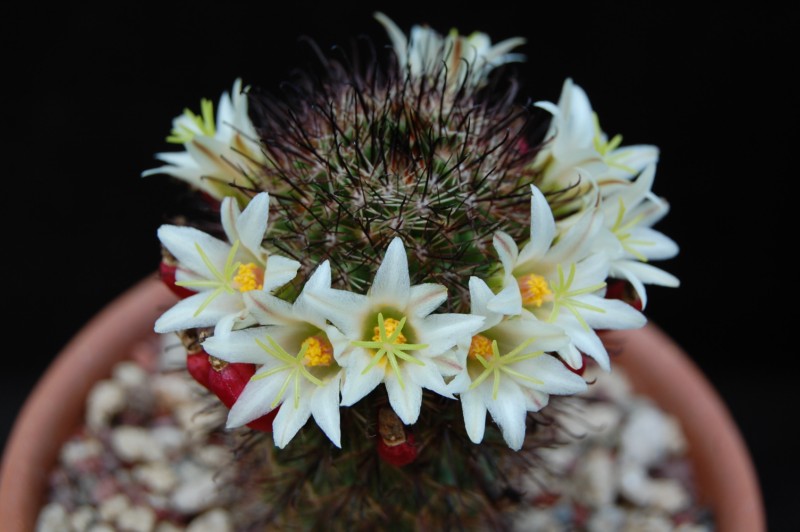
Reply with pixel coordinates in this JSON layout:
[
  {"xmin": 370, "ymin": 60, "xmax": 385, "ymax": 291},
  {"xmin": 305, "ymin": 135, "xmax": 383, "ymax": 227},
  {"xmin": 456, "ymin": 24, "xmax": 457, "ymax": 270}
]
[
  {"xmin": 233, "ymin": 263, "xmax": 264, "ymax": 292},
  {"xmin": 468, "ymin": 334, "xmax": 494, "ymax": 360},
  {"xmin": 301, "ymin": 335, "xmax": 334, "ymax": 367},
  {"xmin": 517, "ymin": 274, "xmax": 553, "ymax": 307},
  {"xmin": 373, "ymin": 318, "xmax": 407, "ymax": 344}
]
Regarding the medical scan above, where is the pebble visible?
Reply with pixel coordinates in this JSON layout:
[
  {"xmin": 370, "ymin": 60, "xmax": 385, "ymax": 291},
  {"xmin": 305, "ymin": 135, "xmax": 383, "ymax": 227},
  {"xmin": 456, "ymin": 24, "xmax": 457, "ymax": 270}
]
[
  {"xmin": 187, "ymin": 508, "xmax": 233, "ymax": 532},
  {"xmin": 170, "ymin": 468, "xmax": 224, "ymax": 514},
  {"xmin": 574, "ymin": 447, "xmax": 616, "ymax": 508},
  {"xmin": 35, "ymin": 502, "xmax": 67, "ymax": 532},
  {"xmin": 154, "ymin": 523, "xmax": 186, "ymax": 532},
  {"xmin": 620, "ymin": 400, "xmax": 685, "ymax": 466},
  {"xmin": 113, "ymin": 361, "xmax": 150, "ymax": 389},
  {"xmin": 116, "ymin": 505, "xmax": 156, "ymax": 532},
  {"xmin": 98, "ymin": 494, "xmax": 130, "ymax": 522},
  {"xmin": 86, "ymin": 380, "xmax": 126, "ymax": 431},
  {"xmin": 87, "ymin": 525, "xmax": 116, "ymax": 532},
  {"xmin": 69, "ymin": 505, "xmax": 97, "ymax": 530},
  {"xmin": 110, "ymin": 426, "xmax": 165, "ymax": 462},
  {"xmin": 133, "ymin": 463, "xmax": 179, "ymax": 494},
  {"xmin": 60, "ymin": 437, "xmax": 103, "ymax": 467}
]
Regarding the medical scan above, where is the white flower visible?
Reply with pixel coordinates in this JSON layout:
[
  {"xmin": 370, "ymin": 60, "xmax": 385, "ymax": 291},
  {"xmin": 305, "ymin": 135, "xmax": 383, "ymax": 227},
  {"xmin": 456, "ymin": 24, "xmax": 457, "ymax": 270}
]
[
  {"xmin": 307, "ymin": 237, "xmax": 484, "ymax": 425},
  {"xmin": 535, "ymin": 78, "xmax": 659, "ymax": 194},
  {"xmin": 375, "ymin": 12, "xmax": 525, "ymax": 90},
  {"xmin": 203, "ymin": 262, "xmax": 344, "ymax": 448},
  {"xmin": 450, "ymin": 277, "xmax": 587, "ymax": 450},
  {"xmin": 594, "ymin": 164, "xmax": 679, "ymax": 307},
  {"xmin": 488, "ymin": 185, "xmax": 645, "ymax": 370},
  {"xmin": 142, "ymin": 79, "xmax": 265, "ymax": 200},
  {"xmin": 154, "ymin": 192, "xmax": 300, "ymax": 335}
]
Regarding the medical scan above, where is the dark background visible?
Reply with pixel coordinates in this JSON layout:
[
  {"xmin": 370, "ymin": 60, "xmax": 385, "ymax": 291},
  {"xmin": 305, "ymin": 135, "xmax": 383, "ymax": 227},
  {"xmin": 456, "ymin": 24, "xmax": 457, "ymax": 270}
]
[{"xmin": 4, "ymin": 3, "xmax": 796, "ymax": 529}]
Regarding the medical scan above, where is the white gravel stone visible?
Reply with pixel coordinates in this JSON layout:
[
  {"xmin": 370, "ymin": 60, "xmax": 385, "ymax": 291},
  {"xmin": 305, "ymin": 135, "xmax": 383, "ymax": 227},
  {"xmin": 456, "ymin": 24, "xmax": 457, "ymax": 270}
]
[
  {"xmin": 675, "ymin": 524, "xmax": 712, "ymax": 532},
  {"xmin": 110, "ymin": 426, "xmax": 165, "ymax": 462},
  {"xmin": 187, "ymin": 508, "xmax": 234, "ymax": 532},
  {"xmin": 193, "ymin": 445, "xmax": 232, "ymax": 469},
  {"xmin": 155, "ymin": 523, "xmax": 186, "ymax": 532},
  {"xmin": 69, "ymin": 505, "xmax": 97, "ymax": 530},
  {"xmin": 620, "ymin": 400, "xmax": 679, "ymax": 466},
  {"xmin": 113, "ymin": 360, "xmax": 150, "ymax": 389},
  {"xmin": 98, "ymin": 493, "xmax": 131, "ymax": 522},
  {"xmin": 511, "ymin": 507, "xmax": 563, "ymax": 532},
  {"xmin": 587, "ymin": 505, "xmax": 626, "ymax": 532},
  {"xmin": 150, "ymin": 426, "xmax": 187, "ymax": 456},
  {"xmin": 133, "ymin": 462, "xmax": 179, "ymax": 494},
  {"xmin": 87, "ymin": 525, "xmax": 116, "ymax": 532},
  {"xmin": 623, "ymin": 511, "xmax": 673, "ymax": 532},
  {"xmin": 581, "ymin": 403, "xmax": 624, "ymax": 442},
  {"xmin": 170, "ymin": 469, "xmax": 224, "ymax": 513},
  {"xmin": 152, "ymin": 373, "xmax": 196, "ymax": 407},
  {"xmin": 575, "ymin": 447, "xmax": 616, "ymax": 508},
  {"xmin": 116, "ymin": 504, "xmax": 156, "ymax": 532},
  {"xmin": 60, "ymin": 437, "xmax": 103, "ymax": 467},
  {"xmin": 35, "ymin": 502, "xmax": 68, "ymax": 532},
  {"xmin": 619, "ymin": 463, "xmax": 690, "ymax": 512},
  {"xmin": 86, "ymin": 380, "xmax": 127, "ymax": 431},
  {"xmin": 175, "ymin": 402, "xmax": 224, "ymax": 438}
]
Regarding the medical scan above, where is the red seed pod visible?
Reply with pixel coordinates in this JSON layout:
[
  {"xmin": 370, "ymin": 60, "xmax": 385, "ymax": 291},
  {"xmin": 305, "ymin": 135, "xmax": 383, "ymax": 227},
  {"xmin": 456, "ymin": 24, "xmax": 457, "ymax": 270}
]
[
  {"xmin": 204, "ymin": 356, "xmax": 277, "ymax": 433},
  {"xmin": 159, "ymin": 257, "xmax": 196, "ymax": 300},
  {"xmin": 605, "ymin": 279, "xmax": 643, "ymax": 311},
  {"xmin": 177, "ymin": 329, "xmax": 277, "ymax": 433},
  {"xmin": 564, "ymin": 353, "xmax": 589, "ymax": 377},
  {"xmin": 376, "ymin": 407, "xmax": 418, "ymax": 467}
]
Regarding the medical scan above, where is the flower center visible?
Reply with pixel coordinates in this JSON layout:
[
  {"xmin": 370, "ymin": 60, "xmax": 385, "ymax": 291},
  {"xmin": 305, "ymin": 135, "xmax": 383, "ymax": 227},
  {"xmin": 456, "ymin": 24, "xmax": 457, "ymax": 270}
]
[
  {"xmin": 234, "ymin": 263, "xmax": 264, "ymax": 292},
  {"xmin": 373, "ymin": 318, "xmax": 407, "ymax": 344},
  {"xmin": 301, "ymin": 335, "xmax": 334, "ymax": 367},
  {"xmin": 517, "ymin": 273, "xmax": 553, "ymax": 307},
  {"xmin": 468, "ymin": 334, "xmax": 494, "ymax": 360}
]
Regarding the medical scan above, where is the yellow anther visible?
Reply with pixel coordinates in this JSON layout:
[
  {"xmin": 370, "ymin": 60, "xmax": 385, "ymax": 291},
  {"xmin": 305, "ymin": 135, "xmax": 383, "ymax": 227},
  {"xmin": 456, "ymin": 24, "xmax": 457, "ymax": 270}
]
[
  {"xmin": 301, "ymin": 335, "xmax": 334, "ymax": 367},
  {"xmin": 233, "ymin": 263, "xmax": 264, "ymax": 292},
  {"xmin": 517, "ymin": 274, "xmax": 553, "ymax": 307},
  {"xmin": 374, "ymin": 318, "xmax": 407, "ymax": 344},
  {"xmin": 468, "ymin": 334, "xmax": 494, "ymax": 360}
]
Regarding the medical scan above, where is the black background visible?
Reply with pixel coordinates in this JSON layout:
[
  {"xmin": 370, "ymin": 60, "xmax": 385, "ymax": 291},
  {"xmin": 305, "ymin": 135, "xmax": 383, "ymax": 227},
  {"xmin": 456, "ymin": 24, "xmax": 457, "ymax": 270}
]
[{"xmin": 4, "ymin": 3, "xmax": 796, "ymax": 529}]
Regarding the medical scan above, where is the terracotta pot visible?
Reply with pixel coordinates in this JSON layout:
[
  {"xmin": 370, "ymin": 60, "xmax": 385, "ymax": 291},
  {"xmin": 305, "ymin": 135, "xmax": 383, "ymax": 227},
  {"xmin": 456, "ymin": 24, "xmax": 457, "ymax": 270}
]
[{"xmin": 0, "ymin": 277, "xmax": 765, "ymax": 531}]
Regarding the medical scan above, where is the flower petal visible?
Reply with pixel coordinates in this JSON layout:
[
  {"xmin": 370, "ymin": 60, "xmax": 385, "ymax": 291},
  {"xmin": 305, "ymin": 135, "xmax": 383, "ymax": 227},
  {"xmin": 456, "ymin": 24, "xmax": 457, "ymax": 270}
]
[
  {"xmin": 483, "ymin": 381, "xmax": 527, "ymax": 450},
  {"xmin": 369, "ymin": 237, "xmax": 410, "ymax": 307},
  {"xmin": 203, "ymin": 326, "xmax": 271, "ymax": 364},
  {"xmin": 460, "ymin": 389, "xmax": 488, "ymax": 444},
  {"xmin": 340, "ymin": 352, "xmax": 384, "ymax": 406},
  {"xmin": 310, "ymin": 376, "xmax": 342, "ymax": 448},
  {"xmin": 272, "ymin": 389, "xmax": 313, "ymax": 448},
  {"xmin": 523, "ymin": 184, "xmax": 556, "ymax": 262},
  {"xmin": 227, "ymin": 373, "xmax": 283, "ymax": 428},
  {"xmin": 408, "ymin": 283, "xmax": 447, "ymax": 318},
  {"xmin": 262, "ymin": 255, "xmax": 301, "ymax": 292},
  {"xmin": 154, "ymin": 292, "xmax": 242, "ymax": 333},
  {"xmin": 237, "ymin": 192, "xmax": 271, "ymax": 260},
  {"xmin": 417, "ymin": 313, "xmax": 485, "ymax": 356},
  {"xmin": 385, "ymin": 369, "xmax": 423, "ymax": 424},
  {"xmin": 157, "ymin": 225, "xmax": 231, "ymax": 278},
  {"xmin": 469, "ymin": 277, "xmax": 504, "ymax": 329}
]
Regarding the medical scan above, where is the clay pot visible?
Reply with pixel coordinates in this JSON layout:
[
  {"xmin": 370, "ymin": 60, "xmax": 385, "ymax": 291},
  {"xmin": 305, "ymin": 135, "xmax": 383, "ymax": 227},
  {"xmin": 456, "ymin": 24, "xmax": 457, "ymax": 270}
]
[{"xmin": 0, "ymin": 277, "xmax": 765, "ymax": 531}]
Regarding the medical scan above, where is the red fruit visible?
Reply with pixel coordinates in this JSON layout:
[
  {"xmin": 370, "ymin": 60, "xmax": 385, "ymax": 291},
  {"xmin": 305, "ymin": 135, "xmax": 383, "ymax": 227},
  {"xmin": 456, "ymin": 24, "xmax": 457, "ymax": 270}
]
[
  {"xmin": 605, "ymin": 279, "xmax": 643, "ymax": 311},
  {"xmin": 378, "ymin": 431, "xmax": 418, "ymax": 467},
  {"xmin": 186, "ymin": 352, "xmax": 212, "ymax": 388},
  {"xmin": 376, "ymin": 407, "xmax": 417, "ymax": 467},
  {"xmin": 184, "ymin": 351, "xmax": 277, "ymax": 433},
  {"xmin": 159, "ymin": 261, "xmax": 196, "ymax": 300},
  {"xmin": 563, "ymin": 353, "xmax": 591, "ymax": 377}
]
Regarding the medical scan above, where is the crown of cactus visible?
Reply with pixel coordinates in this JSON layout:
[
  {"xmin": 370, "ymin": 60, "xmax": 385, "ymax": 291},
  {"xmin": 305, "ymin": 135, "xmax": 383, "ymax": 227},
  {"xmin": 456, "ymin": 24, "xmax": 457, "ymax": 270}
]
[{"xmin": 146, "ymin": 12, "xmax": 677, "ymax": 530}]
